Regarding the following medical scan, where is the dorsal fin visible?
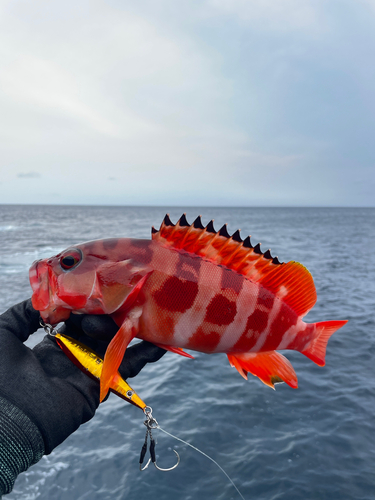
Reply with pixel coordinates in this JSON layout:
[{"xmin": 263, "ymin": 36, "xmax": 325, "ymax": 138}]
[
  {"xmin": 152, "ymin": 215, "xmax": 317, "ymax": 317},
  {"xmin": 258, "ymin": 260, "xmax": 317, "ymax": 317},
  {"xmin": 152, "ymin": 214, "xmax": 284, "ymax": 282}
]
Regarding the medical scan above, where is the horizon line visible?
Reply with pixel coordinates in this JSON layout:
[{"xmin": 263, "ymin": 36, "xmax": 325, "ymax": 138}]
[{"xmin": 0, "ymin": 203, "xmax": 374, "ymax": 209}]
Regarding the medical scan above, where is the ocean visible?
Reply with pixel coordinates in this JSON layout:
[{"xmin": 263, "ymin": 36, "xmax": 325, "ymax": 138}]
[{"xmin": 0, "ymin": 205, "xmax": 374, "ymax": 500}]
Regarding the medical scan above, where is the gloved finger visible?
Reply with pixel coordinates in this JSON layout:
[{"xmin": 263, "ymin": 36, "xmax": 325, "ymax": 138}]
[
  {"xmin": 63, "ymin": 314, "xmax": 118, "ymax": 341},
  {"xmin": 0, "ymin": 299, "xmax": 42, "ymax": 343},
  {"xmin": 81, "ymin": 315, "xmax": 118, "ymax": 340},
  {"xmin": 119, "ymin": 341, "xmax": 167, "ymax": 379}
]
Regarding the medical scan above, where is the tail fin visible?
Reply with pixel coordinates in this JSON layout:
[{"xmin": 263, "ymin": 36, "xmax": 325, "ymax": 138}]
[{"xmin": 301, "ymin": 320, "xmax": 348, "ymax": 366}]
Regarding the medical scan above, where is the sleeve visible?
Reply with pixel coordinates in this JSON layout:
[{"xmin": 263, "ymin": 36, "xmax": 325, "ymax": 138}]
[{"xmin": 0, "ymin": 396, "xmax": 44, "ymax": 496}]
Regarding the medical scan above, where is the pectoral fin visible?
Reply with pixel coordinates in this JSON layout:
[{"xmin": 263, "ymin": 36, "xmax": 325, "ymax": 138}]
[
  {"xmin": 100, "ymin": 317, "xmax": 138, "ymax": 402},
  {"xmin": 227, "ymin": 351, "xmax": 298, "ymax": 389},
  {"xmin": 100, "ymin": 276, "xmax": 149, "ymax": 402}
]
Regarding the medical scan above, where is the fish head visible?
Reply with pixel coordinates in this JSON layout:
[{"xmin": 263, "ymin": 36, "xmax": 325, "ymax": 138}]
[{"xmin": 29, "ymin": 238, "xmax": 148, "ymax": 325}]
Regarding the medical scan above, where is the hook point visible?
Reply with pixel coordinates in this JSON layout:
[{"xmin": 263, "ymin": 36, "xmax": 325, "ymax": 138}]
[{"xmin": 153, "ymin": 450, "xmax": 180, "ymax": 472}]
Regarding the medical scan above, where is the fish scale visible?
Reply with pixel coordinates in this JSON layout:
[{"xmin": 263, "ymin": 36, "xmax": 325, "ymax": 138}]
[{"xmin": 29, "ymin": 214, "xmax": 348, "ymax": 401}]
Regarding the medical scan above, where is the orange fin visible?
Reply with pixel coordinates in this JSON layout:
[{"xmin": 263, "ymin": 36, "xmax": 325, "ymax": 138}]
[
  {"xmin": 258, "ymin": 261, "xmax": 317, "ymax": 317},
  {"xmin": 227, "ymin": 351, "xmax": 298, "ymax": 389},
  {"xmin": 154, "ymin": 343, "xmax": 194, "ymax": 358},
  {"xmin": 100, "ymin": 318, "xmax": 137, "ymax": 402},
  {"xmin": 100, "ymin": 277, "xmax": 148, "ymax": 402},
  {"xmin": 152, "ymin": 214, "xmax": 283, "ymax": 281},
  {"xmin": 301, "ymin": 320, "xmax": 348, "ymax": 366}
]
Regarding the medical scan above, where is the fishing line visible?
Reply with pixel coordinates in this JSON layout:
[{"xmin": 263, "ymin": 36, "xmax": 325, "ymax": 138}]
[{"xmin": 157, "ymin": 426, "xmax": 246, "ymax": 500}]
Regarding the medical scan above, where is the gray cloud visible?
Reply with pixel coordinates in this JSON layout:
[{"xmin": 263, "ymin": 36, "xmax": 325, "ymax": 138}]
[{"xmin": 17, "ymin": 172, "xmax": 41, "ymax": 178}]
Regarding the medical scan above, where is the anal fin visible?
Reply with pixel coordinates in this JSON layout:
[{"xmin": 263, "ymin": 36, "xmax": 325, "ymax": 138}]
[{"xmin": 227, "ymin": 351, "xmax": 298, "ymax": 389}]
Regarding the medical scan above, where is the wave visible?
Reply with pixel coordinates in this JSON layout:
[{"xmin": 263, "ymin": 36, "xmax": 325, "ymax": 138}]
[{"xmin": 0, "ymin": 247, "xmax": 62, "ymax": 275}]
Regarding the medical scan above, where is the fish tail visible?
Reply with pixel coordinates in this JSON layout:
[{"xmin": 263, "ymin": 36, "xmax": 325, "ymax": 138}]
[{"xmin": 300, "ymin": 320, "xmax": 348, "ymax": 366}]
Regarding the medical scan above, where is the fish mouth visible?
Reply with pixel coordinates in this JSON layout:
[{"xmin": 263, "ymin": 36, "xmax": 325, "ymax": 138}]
[
  {"xmin": 29, "ymin": 259, "xmax": 70, "ymax": 325},
  {"xmin": 30, "ymin": 259, "xmax": 51, "ymax": 311}
]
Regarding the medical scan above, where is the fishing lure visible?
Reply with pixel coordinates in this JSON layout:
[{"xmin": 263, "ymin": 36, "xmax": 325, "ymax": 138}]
[
  {"xmin": 31, "ymin": 215, "xmax": 348, "ymax": 403},
  {"xmin": 40, "ymin": 320, "xmax": 180, "ymax": 472},
  {"xmin": 40, "ymin": 320, "xmax": 147, "ymax": 410}
]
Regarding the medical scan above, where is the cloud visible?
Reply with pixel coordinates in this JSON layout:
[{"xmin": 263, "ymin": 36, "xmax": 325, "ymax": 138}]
[
  {"xmin": 1, "ymin": 57, "xmax": 120, "ymax": 136},
  {"xmin": 17, "ymin": 171, "xmax": 41, "ymax": 178},
  {"xmin": 204, "ymin": 0, "xmax": 322, "ymax": 32},
  {"xmin": 0, "ymin": 1, "xmax": 374, "ymax": 207}
]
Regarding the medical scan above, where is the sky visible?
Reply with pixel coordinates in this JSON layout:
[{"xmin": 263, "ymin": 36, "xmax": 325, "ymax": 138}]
[{"xmin": 0, "ymin": 0, "xmax": 374, "ymax": 207}]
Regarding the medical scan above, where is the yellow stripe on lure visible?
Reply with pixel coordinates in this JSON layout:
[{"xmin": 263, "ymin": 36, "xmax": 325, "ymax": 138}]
[{"xmin": 55, "ymin": 332, "xmax": 147, "ymax": 411}]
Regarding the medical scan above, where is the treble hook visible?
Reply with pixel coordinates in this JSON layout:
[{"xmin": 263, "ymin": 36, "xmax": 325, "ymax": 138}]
[{"xmin": 139, "ymin": 407, "xmax": 180, "ymax": 472}]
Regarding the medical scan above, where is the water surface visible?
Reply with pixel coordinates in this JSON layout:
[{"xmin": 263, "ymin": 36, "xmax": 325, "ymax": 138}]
[{"xmin": 0, "ymin": 205, "xmax": 374, "ymax": 500}]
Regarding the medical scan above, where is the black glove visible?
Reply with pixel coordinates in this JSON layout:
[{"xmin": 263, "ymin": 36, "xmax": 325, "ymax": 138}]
[{"xmin": 0, "ymin": 299, "xmax": 166, "ymax": 495}]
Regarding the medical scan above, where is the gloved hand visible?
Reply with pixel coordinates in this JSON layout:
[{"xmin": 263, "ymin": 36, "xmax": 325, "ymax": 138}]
[{"xmin": 0, "ymin": 299, "xmax": 166, "ymax": 495}]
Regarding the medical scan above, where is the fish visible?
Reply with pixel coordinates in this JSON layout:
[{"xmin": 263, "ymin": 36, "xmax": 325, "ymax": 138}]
[
  {"xmin": 29, "ymin": 214, "xmax": 347, "ymax": 402},
  {"xmin": 54, "ymin": 332, "xmax": 147, "ymax": 410}
]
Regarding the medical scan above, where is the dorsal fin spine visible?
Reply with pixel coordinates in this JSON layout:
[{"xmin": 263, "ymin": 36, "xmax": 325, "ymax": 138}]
[
  {"xmin": 163, "ymin": 214, "xmax": 174, "ymax": 227},
  {"xmin": 193, "ymin": 215, "xmax": 204, "ymax": 229},
  {"xmin": 263, "ymin": 249, "xmax": 272, "ymax": 260},
  {"xmin": 206, "ymin": 220, "xmax": 216, "ymax": 233},
  {"xmin": 178, "ymin": 213, "xmax": 189, "ymax": 227},
  {"xmin": 219, "ymin": 224, "xmax": 230, "ymax": 238},
  {"xmin": 232, "ymin": 230, "xmax": 242, "ymax": 243},
  {"xmin": 243, "ymin": 236, "xmax": 253, "ymax": 248},
  {"xmin": 253, "ymin": 243, "xmax": 262, "ymax": 255}
]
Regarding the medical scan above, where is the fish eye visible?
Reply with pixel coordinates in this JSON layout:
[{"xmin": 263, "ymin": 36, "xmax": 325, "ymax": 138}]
[{"xmin": 60, "ymin": 249, "xmax": 82, "ymax": 271}]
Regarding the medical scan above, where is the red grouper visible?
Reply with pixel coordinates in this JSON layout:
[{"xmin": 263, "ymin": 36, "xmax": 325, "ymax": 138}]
[{"xmin": 29, "ymin": 214, "xmax": 348, "ymax": 402}]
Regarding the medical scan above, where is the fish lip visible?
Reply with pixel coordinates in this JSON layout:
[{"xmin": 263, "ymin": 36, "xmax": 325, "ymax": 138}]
[
  {"xmin": 29, "ymin": 259, "xmax": 71, "ymax": 325},
  {"xmin": 29, "ymin": 259, "xmax": 41, "ymax": 293},
  {"xmin": 29, "ymin": 259, "xmax": 51, "ymax": 313},
  {"xmin": 39, "ymin": 307, "xmax": 70, "ymax": 326}
]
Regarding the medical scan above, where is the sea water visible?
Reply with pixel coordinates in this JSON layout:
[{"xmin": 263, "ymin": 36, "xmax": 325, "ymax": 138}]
[{"xmin": 0, "ymin": 205, "xmax": 374, "ymax": 500}]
